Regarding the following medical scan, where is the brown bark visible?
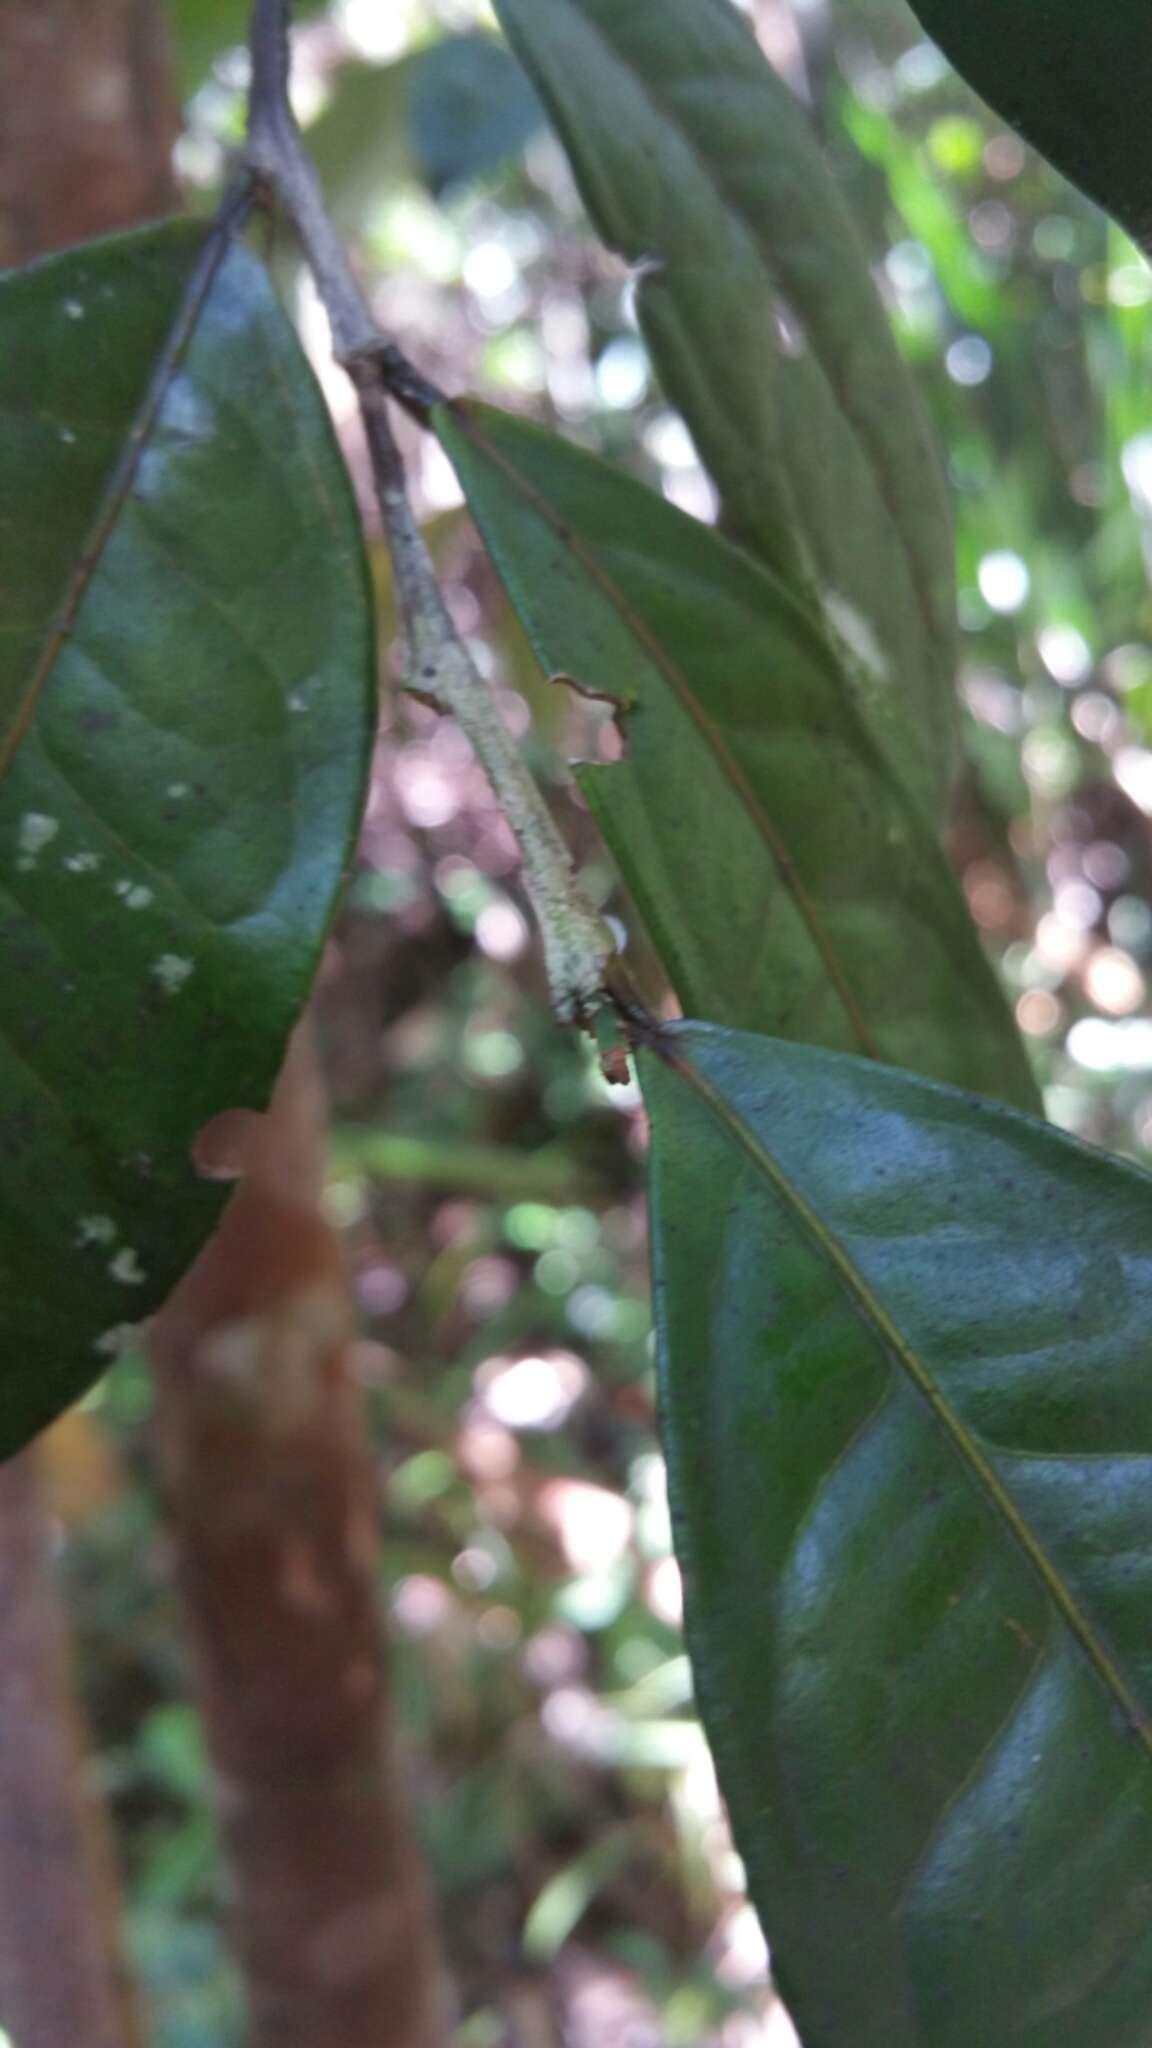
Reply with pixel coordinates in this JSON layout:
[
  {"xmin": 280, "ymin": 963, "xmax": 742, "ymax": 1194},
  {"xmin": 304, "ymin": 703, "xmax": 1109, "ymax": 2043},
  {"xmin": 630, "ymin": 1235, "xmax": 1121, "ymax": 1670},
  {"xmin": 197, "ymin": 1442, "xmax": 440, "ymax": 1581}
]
[
  {"xmin": 0, "ymin": 6, "xmax": 183, "ymax": 2044},
  {"xmin": 0, "ymin": 0, "xmax": 179, "ymax": 265},
  {"xmin": 151, "ymin": 1029, "xmax": 450, "ymax": 2048},
  {"xmin": 0, "ymin": 1457, "xmax": 127, "ymax": 2048}
]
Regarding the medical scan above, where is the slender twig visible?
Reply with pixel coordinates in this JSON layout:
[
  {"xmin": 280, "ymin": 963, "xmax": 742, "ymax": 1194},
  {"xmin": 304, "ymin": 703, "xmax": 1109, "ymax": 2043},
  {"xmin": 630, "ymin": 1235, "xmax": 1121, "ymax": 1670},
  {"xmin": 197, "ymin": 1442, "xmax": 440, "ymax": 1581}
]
[{"xmin": 242, "ymin": 0, "xmax": 616, "ymax": 1021}]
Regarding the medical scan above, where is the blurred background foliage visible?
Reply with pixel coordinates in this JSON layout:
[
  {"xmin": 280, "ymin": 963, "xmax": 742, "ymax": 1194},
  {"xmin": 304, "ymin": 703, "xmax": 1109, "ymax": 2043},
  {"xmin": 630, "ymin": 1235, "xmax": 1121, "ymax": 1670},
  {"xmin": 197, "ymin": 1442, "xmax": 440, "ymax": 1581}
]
[{"xmin": 46, "ymin": 0, "xmax": 1152, "ymax": 2040}]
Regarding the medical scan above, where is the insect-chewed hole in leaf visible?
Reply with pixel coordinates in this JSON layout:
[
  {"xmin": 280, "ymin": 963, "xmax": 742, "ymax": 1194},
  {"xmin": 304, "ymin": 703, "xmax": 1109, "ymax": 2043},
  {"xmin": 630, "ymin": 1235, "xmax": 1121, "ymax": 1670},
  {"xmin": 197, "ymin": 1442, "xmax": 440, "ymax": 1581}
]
[{"xmin": 550, "ymin": 673, "xmax": 631, "ymax": 764}]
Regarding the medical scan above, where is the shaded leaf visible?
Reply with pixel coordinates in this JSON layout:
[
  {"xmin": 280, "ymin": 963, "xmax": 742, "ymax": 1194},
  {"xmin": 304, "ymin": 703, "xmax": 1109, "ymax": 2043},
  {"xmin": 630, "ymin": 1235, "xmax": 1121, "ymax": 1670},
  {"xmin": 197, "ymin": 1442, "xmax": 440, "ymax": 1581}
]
[
  {"xmin": 307, "ymin": 57, "xmax": 415, "ymax": 232},
  {"xmin": 0, "ymin": 221, "xmax": 374, "ymax": 1452},
  {"xmin": 643, "ymin": 1019, "xmax": 1152, "ymax": 2047},
  {"xmin": 439, "ymin": 400, "xmax": 1037, "ymax": 1109},
  {"xmin": 409, "ymin": 33, "xmax": 545, "ymax": 198},
  {"xmin": 905, "ymin": 0, "xmax": 1152, "ymax": 254},
  {"xmin": 168, "ymin": 0, "xmax": 248, "ymax": 92},
  {"xmin": 168, "ymin": 0, "xmax": 321, "ymax": 93},
  {"xmin": 309, "ymin": 34, "xmax": 544, "ymax": 228},
  {"xmin": 493, "ymin": 0, "xmax": 957, "ymax": 815}
]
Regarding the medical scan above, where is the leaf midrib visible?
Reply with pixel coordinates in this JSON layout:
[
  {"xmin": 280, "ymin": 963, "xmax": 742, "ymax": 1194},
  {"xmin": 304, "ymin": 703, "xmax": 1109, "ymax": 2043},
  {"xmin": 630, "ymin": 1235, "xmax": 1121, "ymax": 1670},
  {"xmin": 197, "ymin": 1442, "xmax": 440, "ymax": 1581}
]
[
  {"xmin": 653, "ymin": 1027, "xmax": 1152, "ymax": 1752},
  {"xmin": 0, "ymin": 214, "xmax": 235, "ymax": 789}
]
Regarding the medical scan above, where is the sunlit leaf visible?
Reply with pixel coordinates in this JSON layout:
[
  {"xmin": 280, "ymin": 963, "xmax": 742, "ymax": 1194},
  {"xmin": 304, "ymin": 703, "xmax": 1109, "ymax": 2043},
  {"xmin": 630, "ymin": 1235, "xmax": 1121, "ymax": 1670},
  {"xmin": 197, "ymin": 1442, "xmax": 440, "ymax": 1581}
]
[
  {"xmin": 439, "ymin": 400, "xmax": 1037, "ymax": 1109},
  {"xmin": 0, "ymin": 221, "xmax": 374, "ymax": 1451},
  {"xmin": 493, "ymin": 0, "xmax": 958, "ymax": 816},
  {"xmin": 905, "ymin": 0, "xmax": 1152, "ymax": 255},
  {"xmin": 644, "ymin": 1018, "xmax": 1152, "ymax": 2047}
]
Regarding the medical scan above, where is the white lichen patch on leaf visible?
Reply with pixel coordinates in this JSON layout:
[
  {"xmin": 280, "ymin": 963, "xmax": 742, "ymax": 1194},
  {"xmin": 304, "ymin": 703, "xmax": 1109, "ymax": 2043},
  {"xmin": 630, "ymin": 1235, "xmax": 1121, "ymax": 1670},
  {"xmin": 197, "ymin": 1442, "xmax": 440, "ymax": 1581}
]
[
  {"xmin": 17, "ymin": 812, "xmax": 59, "ymax": 870},
  {"xmin": 63, "ymin": 850, "xmax": 102, "ymax": 873},
  {"xmin": 76, "ymin": 1215, "xmax": 117, "ymax": 1248},
  {"xmin": 114, "ymin": 879, "xmax": 154, "ymax": 910},
  {"xmin": 152, "ymin": 953, "xmax": 194, "ymax": 995},
  {"xmin": 108, "ymin": 1247, "xmax": 146, "ymax": 1286},
  {"xmin": 94, "ymin": 1322, "xmax": 140, "ymax": 1358},
  {"xmin": 166, "ymin": 782, "xmax": 192, "ymax": 800}
]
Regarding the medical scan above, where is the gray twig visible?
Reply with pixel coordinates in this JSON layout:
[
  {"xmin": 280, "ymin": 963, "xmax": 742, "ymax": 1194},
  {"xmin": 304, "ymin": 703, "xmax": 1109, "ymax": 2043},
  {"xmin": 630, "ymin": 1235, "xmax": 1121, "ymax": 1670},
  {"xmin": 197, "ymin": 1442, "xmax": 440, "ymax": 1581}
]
[{"xmin": 243, "ymin": 0, "xmax": 616, "ymax": 1021}]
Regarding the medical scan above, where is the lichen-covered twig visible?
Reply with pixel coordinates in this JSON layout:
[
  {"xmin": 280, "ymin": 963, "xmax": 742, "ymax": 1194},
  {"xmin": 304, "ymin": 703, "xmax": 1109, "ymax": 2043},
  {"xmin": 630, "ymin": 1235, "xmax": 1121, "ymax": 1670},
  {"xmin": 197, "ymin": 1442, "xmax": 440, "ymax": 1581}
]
[{"xmin": 244, "ymin": 0, "xmax": 616, "ymax": 1021}]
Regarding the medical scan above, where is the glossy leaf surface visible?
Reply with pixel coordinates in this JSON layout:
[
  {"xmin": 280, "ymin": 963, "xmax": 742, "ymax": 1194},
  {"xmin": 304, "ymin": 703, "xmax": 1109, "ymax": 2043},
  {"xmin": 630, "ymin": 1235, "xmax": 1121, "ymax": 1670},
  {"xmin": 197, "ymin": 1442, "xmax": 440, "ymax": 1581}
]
[
  {"xmin": 644, "ymin": 1019, "xmax": 1152, "ymax": 2047},
  {"xmin": 905, "ymin": 0, "xmax": 1152, "ymax": 253},
  {"xmin": 440, "ymin": 401, "xmax": 1037, "ymax": 1110},
  {"xmin": 493, "ymin": 0, "xmax": 957, "ymax": 815},
  {"xmin": 0, "ymin": 222, "xmax": 374, "ymax": 1452}
]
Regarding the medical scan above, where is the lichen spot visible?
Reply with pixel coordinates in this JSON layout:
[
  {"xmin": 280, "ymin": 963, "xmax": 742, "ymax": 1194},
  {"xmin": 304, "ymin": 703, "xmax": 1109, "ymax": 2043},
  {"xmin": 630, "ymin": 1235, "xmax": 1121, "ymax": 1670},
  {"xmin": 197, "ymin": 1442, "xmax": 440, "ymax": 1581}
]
[
  {"xmin": 17, "ymin": 812, "xmax": 59, "ymax": 871},
  {"xmin": 64, "ymin": 850, "xmax": 101, "ymax": 874},
  {"xmin": 166, "ymin": 782, "xmax": 192, "ymax": 800},
  {"xmin": 94, "ymin": 1322, "xmax": 139, "ymax": 1358},
  {"xmin": 153, "ymin": 953, "xmax": 194, "ymax": 996},
  {"xmin": 76, "ymin": 1215, "xmax": 117, "ymax": 1248},
  {"xmin": 108, "ymin": 1247, "xmax": 146, "ymax": 1287},
  {"xmin": 287, "ymin": 691, "xmax": 308, "ymax": 714},
  {"xmin": 114, "ymin": 879, "xmax": 154, "ymax": 910},
  {"xmin": 63, "ymin": 298, "xmax": 85, "ymax": 320}
]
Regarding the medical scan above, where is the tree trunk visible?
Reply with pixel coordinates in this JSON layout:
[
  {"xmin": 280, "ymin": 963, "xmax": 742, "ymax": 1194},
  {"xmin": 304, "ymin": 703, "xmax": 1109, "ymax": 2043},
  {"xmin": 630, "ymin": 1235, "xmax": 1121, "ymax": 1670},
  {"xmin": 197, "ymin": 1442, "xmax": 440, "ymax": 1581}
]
[
  {"xmin": 0, "ymin": 0, "xmax": 178, "ymax": 266},
  {"xmin": 0, "ymin": 7, "xmax": 183, "ymax": 2044},
  {"xmin": 151, "ymin": 1028, "xmax": 451, "ymax": 2048},
  {"xmin": 0, "ymin": 1459, "xmax": 129, "ymax": 2048}
]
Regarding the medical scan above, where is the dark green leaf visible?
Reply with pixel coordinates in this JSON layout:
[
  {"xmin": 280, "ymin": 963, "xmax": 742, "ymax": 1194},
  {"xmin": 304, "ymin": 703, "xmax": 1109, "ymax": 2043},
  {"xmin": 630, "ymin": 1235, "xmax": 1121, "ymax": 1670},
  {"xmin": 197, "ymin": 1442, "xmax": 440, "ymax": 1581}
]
[
  {"xmin": 439, "ymin": 401, "xmax": 1037, "ymax": 1110},
  {"xmin": 409, "ymin": 33, "xmax": 545, "ymax": 197},
  {"xmin": 0, "ymin": 221, "xmax": 374, "ymax": 1452},
  {"xmin": 644, "ymin": 1019, "xmax": 1152, "ymax": 2047},
  {"xmin": 308, "ymin": 33, "xmax": 544, "ymax": 227},
  {"xmin": 904, "ymin": 0, "xmax": 1152, "ymax": 253},
  {"xmin": 493, "ymin": 0, "xmax": 957, "ymax": 816}
]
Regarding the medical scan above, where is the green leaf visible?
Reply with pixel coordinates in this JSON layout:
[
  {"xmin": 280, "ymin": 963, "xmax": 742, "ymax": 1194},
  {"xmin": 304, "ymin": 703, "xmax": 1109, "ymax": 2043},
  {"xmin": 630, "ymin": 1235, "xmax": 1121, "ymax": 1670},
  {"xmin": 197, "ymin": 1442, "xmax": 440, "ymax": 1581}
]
[
  {"xmin": 493, "ymin": 0, "xmax": 957, "ymax": 816},
  {"xmin": 643, "ymin": 1019, "xmax": 1152, "ymax": 2047},
  {"xmin": 0, "ymin": 221, "xmax": 373, "ymax": 1453},
  {"xmin": 408, "ymin": 33, "xmax": 545, "ymax": 197},
  {"xmin": 167, "ymin": 0, "xmax": 241, "ymax": 91},
  {"xmin": 904, "ymin": 0, "xmax": 1152, "ymax": 255},
  {"xmin": 307, "ymin": 57, "xmax": 416, "ymax": 232},
  {"xmin": 438, "ymin": 401, "xmax": 1037, "ymax": 1110},
  {"xmin": 308, "ymin": 34, "xmax": 545, "ymax": 228},
  {"xmin": 168, "ymin": 0, "xmax": 325, "ymax": 94}
]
